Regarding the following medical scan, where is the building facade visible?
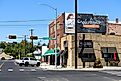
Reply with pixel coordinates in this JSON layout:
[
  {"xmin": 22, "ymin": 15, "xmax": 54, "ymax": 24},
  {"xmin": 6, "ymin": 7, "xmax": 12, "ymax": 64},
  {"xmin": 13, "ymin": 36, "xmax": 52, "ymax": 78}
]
[
  {"xmin": 61, "ymin": 33, "xmax": 121, "ymax": 68},
  {"xmin": 107, "ymin": 18, "xmax": 121, "ymax": 35},
  {"xmin": 48, "ymin": 12, "xmax": 121, "ymax": 68},
  {"xmin": 49, "ymin": 13, "xmax": 65, "ymax": 50}
]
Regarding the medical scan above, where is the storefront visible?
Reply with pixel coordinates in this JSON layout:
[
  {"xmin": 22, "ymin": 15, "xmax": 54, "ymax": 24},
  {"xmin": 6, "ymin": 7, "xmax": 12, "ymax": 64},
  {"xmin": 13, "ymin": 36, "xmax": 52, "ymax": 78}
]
[{"xmin": 61, "ymin": 33, "xmax": 121, "ymax": 68}]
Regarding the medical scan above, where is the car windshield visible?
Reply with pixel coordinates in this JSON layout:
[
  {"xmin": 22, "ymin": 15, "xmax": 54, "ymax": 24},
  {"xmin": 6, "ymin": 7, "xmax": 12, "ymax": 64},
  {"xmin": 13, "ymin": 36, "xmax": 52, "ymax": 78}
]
[{"xmin": 30, "ymin": 58, "xmax": 37, "ymax": 60}]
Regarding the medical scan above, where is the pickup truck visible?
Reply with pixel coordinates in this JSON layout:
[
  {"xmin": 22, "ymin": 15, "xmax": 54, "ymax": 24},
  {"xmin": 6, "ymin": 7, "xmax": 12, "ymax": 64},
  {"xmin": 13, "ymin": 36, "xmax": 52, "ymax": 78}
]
[{"xmin": 15, "ymin": 57, "xmax": 40, "ymax": 67}]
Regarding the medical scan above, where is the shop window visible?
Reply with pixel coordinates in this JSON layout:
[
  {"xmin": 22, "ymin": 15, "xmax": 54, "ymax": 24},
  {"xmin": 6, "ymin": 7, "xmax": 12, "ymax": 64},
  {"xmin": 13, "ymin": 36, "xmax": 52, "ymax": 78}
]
[{"xmin": 81, "ymin": 53, "xmax": 96, "ymax": 62}]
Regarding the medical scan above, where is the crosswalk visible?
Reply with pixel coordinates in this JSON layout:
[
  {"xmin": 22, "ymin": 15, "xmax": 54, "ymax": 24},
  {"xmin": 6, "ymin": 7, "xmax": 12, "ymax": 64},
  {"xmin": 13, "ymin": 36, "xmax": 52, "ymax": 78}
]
[
  {"xmin": 37, "ymin": 77, "xmax": 69, "ymax": 81},
  {"xmin": 0, "ymin": 68, "xmax": 44, "ymax": 72},
  {"xmin": 101, "ymin": 71, "xmax": 121, "ymax": 77}
]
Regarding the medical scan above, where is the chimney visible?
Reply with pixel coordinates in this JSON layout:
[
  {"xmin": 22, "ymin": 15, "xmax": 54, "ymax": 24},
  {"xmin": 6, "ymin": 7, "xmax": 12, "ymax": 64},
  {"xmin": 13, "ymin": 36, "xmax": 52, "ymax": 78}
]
[{"xmin": 116, "ymin": 18, "xmax": 119, "ymax": 23}]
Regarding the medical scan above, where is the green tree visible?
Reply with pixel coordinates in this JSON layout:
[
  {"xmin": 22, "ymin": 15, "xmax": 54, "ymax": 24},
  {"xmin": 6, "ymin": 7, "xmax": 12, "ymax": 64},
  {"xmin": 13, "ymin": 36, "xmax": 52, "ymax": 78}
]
[{"xmin": 0, "ymin": 42, "xmax": 6, "ymax": 49}]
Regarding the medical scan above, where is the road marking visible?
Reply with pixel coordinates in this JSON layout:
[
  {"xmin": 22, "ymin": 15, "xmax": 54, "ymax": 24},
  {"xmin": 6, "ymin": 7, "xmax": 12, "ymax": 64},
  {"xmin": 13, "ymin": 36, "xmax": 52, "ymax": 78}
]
[
  {"xmin": 8, "ymin": 68, "xmax": 13, "ymax": 72},
  {"xmin": 14, "ymin": 62, "xmax": 17, "ymax": 65},
  {"xmin": 30, "ymin": 69, "xmax": 36, "ymax": 72},
  {"xmin": 103, "ymin": 77, "xmax": 117, "ymax": 81},
  {"xmin": 38, "ymin": 77, "xmax": 46, "ymax": 79},
  {"xmin": 62, "ymin": 78, "xmax": 69, "ymax": 81},
  {"xmin": 19, "ymin": 68, "xmax": 24, "ymax": 72},
  {"xmin": 101, "ymin": 71, "xmax": 121, "ymax": 77},
  {"xmin": 0, "ymin": 62, "xmax": 5, "ymax": 69},
  {"xmin": 91, "ymin": 74, "xmax": 97, "ymax": 76}
]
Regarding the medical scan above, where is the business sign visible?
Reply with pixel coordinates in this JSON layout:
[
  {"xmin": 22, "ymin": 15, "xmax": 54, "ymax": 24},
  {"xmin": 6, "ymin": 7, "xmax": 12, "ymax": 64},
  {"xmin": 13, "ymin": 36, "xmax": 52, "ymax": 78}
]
[
  {"xmin": 77, "ymin": 14, "xmax": 108, "ymax": 33},
  {"xmin": 65, "ymin": 13, "xmax": 75, "ymax": 33}
]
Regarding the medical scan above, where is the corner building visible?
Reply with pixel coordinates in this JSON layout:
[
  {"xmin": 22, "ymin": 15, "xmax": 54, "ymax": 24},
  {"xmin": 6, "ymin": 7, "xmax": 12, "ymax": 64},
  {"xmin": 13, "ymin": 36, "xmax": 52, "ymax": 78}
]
[{"xmin": 49, "ymin": 12, "xmax": 121, "ymax": 68}]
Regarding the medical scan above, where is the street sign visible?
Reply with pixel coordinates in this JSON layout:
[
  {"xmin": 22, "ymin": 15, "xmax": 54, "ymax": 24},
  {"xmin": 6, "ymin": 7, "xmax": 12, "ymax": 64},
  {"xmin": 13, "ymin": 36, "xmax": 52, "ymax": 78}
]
[{"xmin": 40, "ymin": 37, "xmax": 56, "ymax": 40}]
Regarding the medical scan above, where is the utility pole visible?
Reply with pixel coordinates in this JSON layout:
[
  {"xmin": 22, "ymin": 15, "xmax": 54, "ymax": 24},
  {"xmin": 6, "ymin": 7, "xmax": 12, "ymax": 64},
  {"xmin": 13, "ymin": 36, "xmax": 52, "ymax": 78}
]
[
  {"xmin": 29, "ymin": 29, "xmax": 34, "ymax": 56},
  {"xmin": 75, "ymin": 0, "xmax": 78, "ymax": 69},
  {"xmin": 39, "ymin": 4, "xmax": 58, "ymax": 68},
  {"xmin": 23, "ymin": 35, "xmax": 27, "ymax": 56}
]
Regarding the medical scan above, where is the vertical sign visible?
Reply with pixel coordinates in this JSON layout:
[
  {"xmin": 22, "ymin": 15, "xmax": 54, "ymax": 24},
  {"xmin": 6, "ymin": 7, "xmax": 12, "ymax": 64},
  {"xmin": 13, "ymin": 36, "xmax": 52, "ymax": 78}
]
[{"xmin": 65, "ymin": 13, "xmax": 75, "ymax": 33}]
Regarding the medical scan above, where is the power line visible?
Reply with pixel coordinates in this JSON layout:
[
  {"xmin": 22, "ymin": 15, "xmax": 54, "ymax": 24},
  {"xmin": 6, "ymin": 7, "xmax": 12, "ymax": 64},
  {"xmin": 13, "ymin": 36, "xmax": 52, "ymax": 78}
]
[
  {"xmin": 0, "ymin": 24, "xmax": 49, "ymax": 26},
  {"xmin": 0, "ymin": 19, "xmax": 54, "ymax": 23}
]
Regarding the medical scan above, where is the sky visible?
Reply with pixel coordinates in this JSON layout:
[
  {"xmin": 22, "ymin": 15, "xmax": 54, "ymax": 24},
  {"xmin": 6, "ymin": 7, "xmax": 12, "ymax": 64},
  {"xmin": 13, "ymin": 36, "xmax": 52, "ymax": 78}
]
[{"xmin": 0, "ymin": 0, "xmax": 121, "ymax": 45}]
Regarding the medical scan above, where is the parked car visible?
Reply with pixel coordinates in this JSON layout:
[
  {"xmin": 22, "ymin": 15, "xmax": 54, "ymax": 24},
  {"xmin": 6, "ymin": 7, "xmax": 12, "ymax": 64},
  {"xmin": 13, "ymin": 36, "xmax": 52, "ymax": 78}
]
[
  {"xmin": 15, "ymin": 57, "xmax": 40, "ymax": 67},
  {"xmin": 1, "ymin": 57, "xmax": 5, "ymax": 60}
]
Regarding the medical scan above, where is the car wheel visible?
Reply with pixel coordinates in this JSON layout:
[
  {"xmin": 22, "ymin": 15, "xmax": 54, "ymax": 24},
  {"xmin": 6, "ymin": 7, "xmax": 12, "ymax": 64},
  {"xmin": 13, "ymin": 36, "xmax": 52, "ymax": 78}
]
[
  {"xmin": 36, "ymin": 62, "xmax": 40, "ymax": 67},
  {"xmin": 31, "ymin": 65, "xmax": 34, "ymax": 67},
  {"xmin": 19, "ymin": 63, "xmax": 22, "ymax": 66},
  {"xmin": 25, "ymin": 62, "xmax": 29, "ymax": 67}
]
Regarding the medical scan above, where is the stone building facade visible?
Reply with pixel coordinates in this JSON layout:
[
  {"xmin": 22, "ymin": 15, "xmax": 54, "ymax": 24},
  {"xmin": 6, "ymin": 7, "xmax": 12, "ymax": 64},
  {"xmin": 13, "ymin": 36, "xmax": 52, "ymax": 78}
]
[{"xmin": 61, "ymin": 33, "xmax": 121, "ymax": 68}]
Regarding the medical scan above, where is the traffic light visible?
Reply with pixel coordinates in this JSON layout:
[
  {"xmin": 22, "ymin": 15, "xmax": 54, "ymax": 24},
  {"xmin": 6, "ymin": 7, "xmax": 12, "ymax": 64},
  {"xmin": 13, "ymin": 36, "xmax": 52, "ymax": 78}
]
[
  {"xmin": 9, "ymin": 35, "xmax": 16, "ymax": 39},
  {"xmin": 30, "ymin": 36, "xmax": 38, "ymax": 40}
]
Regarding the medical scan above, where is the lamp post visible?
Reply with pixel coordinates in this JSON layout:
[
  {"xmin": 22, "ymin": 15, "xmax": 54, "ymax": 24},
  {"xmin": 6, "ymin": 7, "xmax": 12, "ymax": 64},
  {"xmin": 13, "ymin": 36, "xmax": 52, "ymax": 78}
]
[
  {"xmin": 39, "ymin": 4, "xmax": 58, "ymax": 68},
  {"xmin": 75, "ymin": 0, "xmax": 78, "ymax": 69}
]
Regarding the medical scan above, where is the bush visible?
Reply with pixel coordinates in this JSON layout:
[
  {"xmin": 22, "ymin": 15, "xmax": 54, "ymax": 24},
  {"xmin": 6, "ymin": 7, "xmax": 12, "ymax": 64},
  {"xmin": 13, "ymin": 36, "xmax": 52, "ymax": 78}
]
[{"xmin": 93, "ymin": 58, "xmax": 103, "ymax": 68}]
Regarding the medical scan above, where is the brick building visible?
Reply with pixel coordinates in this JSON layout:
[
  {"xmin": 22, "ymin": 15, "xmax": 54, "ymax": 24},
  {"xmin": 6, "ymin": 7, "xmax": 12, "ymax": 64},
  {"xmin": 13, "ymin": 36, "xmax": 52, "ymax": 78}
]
[
  {"xmin": 49, "ymin": 13, "xmax": 65, "ymax": 50},
  {"xmin": 108, "ymin": 18, "xmax": 121, "ymax": 35},
  {"xmin": 48, "ymin": 12, "xmax": 121, "ymax": 68}
]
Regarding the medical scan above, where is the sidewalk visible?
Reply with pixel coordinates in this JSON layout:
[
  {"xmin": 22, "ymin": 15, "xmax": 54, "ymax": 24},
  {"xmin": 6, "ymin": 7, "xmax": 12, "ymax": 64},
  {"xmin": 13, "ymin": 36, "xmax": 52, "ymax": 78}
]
[{"xmin": 39, "ymin": 62, "xmax": 121, "ymax": 71}]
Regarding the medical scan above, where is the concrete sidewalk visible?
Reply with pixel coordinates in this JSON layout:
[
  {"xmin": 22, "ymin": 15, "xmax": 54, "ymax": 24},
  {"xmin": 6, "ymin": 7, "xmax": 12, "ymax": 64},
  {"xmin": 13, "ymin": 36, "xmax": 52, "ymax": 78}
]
[{"xmin": 39, "ymin": 62, "xmax": 121, "ymax": 71}]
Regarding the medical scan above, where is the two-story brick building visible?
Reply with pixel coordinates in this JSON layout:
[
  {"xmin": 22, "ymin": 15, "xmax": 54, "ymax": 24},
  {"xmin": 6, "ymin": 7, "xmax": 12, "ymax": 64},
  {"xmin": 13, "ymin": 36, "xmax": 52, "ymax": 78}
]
[{"xmin": 47, "ymin": 12, "xmax": 121, "ymax": 68}]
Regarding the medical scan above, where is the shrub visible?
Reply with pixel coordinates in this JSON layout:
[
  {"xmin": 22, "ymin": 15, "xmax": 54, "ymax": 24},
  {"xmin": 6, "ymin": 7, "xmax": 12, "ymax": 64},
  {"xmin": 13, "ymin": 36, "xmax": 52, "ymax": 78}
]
[{"xmin": 93, "ymin": 58, "xmax": 103, "ymax": 68}]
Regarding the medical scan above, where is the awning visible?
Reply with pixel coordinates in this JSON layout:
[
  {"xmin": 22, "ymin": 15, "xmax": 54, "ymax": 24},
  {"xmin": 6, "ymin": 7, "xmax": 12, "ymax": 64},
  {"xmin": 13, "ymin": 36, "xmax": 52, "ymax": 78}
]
[
  {"xmin": 78, "ymin": 48, "xmax": 94, "ymax": 53},
  {"xmin": 43, "ymin": 49, "xmax": 58, "ymax": 56}
]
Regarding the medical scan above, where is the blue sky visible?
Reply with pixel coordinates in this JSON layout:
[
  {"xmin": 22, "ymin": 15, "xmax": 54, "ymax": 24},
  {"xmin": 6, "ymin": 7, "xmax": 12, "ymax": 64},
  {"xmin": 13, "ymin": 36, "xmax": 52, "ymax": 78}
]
[{"xmin": 0, "ymin": 0, "xmax": 121, "ymax": 44}]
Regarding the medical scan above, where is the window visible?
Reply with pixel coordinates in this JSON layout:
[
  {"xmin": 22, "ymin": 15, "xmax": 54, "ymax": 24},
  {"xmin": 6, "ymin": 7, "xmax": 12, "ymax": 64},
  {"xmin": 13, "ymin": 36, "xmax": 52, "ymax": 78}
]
[
  {"xmin": 24, "ymin": 58, "xmax": 29, "ymax": 60},
  {"xmin": 57, "ymin": 23, "xmax": 60, "ymax": 29},
  {"xmin": 30, "ymin": 58, "xmax": 37, "ymax": 60},
  {"xmin": 81, "ymin": 53, "xmax": 96, "ymax": 62}
]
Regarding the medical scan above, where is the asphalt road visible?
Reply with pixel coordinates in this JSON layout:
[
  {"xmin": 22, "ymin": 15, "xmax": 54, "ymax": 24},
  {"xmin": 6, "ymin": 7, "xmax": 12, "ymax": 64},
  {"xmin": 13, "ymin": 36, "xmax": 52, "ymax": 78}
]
[{"xmin": 0, "ymin": 60, "xmax": 121, "ymax": 81}]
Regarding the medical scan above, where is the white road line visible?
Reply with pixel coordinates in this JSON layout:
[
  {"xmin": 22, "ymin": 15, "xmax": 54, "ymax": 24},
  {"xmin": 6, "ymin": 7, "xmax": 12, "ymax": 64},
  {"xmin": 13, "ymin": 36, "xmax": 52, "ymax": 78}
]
[
  {"xmin": 19, "ymin": 68, "xmax": 24, "ymax": 72},
  {"xmin": 8, "ymin": 68, "xmax": 13, "ymax": 72},
  {"xmin": 14, "ymin": 62, "xmax": 17, "ymax": 66},
  {"xmin": 0, "ymin": 62, "xmax": 5, "ymax": 69},
  {"xmin": 30, "ymin": 69, "xmax": 36, "ymax": 72},
  {"xmin": 103, "ymin": 76, "xmax": 117, "ymax": 81},
  {"xmin": 62, "ymin": 78, "xmax": 69, "ymax": 81},
  {"xmin": 101, "ymin": 71, "xmax": 121, "ymax": 77},
  {"xmin": 38, "ymin": 77, "xmax": 46, "ymax": 79},
  {"xmin": 91, "ymin": 74, "xmax": 97, "ymax": 75}
]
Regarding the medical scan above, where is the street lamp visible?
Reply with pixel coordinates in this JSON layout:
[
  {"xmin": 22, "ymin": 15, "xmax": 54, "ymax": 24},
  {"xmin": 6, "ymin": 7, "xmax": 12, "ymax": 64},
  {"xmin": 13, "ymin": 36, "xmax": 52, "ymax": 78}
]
[
  {"xmin": 75, "ymin": 0, "xmax": 78, "ymax": 69},
  {"xmin": 39, "ymin": 4, "xmax": 58, "ymax": 68}
]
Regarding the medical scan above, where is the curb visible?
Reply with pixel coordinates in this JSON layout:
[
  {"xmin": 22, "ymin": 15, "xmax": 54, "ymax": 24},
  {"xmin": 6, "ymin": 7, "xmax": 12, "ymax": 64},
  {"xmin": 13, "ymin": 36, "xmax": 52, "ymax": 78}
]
[{"xmin": 39, "ymin": 67, "xmax": 121, "ymax": 71}]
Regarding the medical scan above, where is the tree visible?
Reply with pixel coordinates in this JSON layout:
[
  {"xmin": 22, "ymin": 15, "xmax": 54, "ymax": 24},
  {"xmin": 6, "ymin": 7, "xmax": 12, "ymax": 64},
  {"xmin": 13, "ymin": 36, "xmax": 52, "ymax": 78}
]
[{"xmin": 0, "ymin": 42, "xmax": 6, "ymax": 49}]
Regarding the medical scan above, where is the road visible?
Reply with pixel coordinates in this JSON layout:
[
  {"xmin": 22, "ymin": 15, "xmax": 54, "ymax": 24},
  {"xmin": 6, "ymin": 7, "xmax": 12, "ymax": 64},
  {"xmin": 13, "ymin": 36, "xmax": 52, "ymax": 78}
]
[{"xmin": 0, "ymin": 60, "xmax": 121, "ymax": 81}]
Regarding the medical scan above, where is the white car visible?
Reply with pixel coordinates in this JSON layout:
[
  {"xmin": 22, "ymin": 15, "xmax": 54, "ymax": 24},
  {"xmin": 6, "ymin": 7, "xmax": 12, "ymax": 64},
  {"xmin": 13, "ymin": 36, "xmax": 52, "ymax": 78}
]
[{"xmin": 15, "ymin": 57, "xmax": 40, "ymax": 67}]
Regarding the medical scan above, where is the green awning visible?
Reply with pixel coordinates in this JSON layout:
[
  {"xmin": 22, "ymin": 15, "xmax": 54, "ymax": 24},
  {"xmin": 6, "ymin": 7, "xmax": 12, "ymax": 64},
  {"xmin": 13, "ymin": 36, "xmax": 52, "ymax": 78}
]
[
  {"xmin": 43, "ymin": 49, "xmax": 59, "ymax": 56},
  {"xmin": 54, "ymin": 48, "xmax": 59, "ymax": 50}
]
